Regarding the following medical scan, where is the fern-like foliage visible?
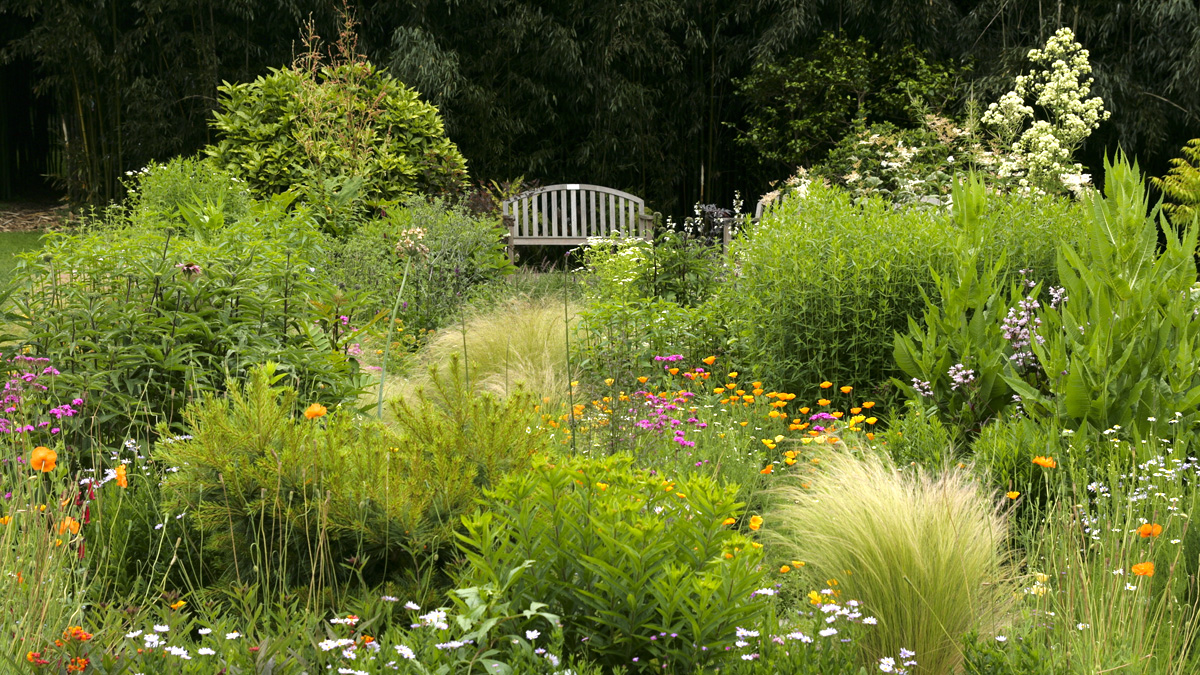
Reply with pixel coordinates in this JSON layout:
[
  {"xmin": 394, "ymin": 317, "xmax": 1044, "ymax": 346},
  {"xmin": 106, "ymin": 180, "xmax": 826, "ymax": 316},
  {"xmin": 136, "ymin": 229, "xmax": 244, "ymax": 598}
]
[{"xmin": 1153, "ymin": 139, "xmax": 1200, "ymax": 225}]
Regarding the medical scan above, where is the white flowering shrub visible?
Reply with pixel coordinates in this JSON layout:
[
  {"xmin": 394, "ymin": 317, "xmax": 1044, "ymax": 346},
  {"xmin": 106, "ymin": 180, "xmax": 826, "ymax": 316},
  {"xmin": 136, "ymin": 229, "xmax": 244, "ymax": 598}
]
[{"xmin": 982, "ymin": 28, "xmax": 1110, "ymax": 192}]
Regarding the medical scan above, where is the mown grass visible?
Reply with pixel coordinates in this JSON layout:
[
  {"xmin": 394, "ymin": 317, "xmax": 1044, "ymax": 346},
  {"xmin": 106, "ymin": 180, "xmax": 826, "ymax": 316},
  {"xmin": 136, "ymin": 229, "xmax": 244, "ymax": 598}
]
[{"xmin": 0, "ymin": 231, "xmax": 43, "ymax": 281}]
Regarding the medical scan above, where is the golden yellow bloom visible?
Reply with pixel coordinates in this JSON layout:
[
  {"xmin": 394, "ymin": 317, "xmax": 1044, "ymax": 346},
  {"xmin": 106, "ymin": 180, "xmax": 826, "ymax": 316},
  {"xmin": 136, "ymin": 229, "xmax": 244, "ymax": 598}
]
[
  {"xmin": 57, "ymin": 517, "xmax": 80, "ymax": 536},
  {"xmin": 702, "ymin": 356, "xmax": 717, "ymax": 365},
  {"xmin": 819, "ymin": 381, "xmax": 832, "ymax": 389},
  {"xmin": 817, "ymin": 399, "xmax": 831, "ymax": 406},
  {"xmin": 780, "ymin": 565, "xmax": 791, "ymax": 573},
  {"xmin": 1132, "ymin": 561, "xmax": 1155, "ymax": 577},
  {"xmin": 808, "ymin": 590, "xmax": 822, "ymax": 605},
  {"xmin": 304, "ymin": 403, "xmax": 327, "ymax": 420},
  {"xmin": 170, "ymin": 600, "xmax": 187, "ymax": 610},
  {"xmin": 748, "ymin": 515, "xmax": 764, "ymax": 530},
  {"xmin": 862, "ymin": 401, "xmax": 876, "ymax": 408},
  {"xmin": 760, "ymin": 464, "xmax": 774, "ymax": 475},
  {"xmin": 1006, "ymin": 491, "xmax": 1020, "ymax": 500},
  {"xmin": 850, "ymin": 407, "xmax": 862, "ymax": 414},
  {"xmin": 840, "ymin": 386, "xmax": 852, "ymax": 394},
  {"xmin": 596, "ymin": 482, "xmax": 609, "ymax": 490},
  {"xmin": 604, "ymin": 378, "xmax": 615, "ymax": 386},
  {"xmin": 115, "ymin": 464, "xmax": 128, "ymax": 488},
  {"xmin": 751, "ymin": 542, "xmax": 762, "ymax": 549},
  {"xmin": 728, "ymin": 372, "xmax": 739, "ymax": 378},
  {"xmin": 722, "ymin": 517, "xmax": 736, "ymax": 525},
  {"xmin": 714, "ymin": 387, "xmax": 725, "ymax": 394},
  {"xmin": 638, "ymin": 376, "xmax": 649, "ymax": 384},
  {"xmin": 865, "ymin": 417, "xmax": 877, "ymax": 425},
  {"xmin": 1032, "ymin": 456, "xmax": 1057, "ymax": 469}
]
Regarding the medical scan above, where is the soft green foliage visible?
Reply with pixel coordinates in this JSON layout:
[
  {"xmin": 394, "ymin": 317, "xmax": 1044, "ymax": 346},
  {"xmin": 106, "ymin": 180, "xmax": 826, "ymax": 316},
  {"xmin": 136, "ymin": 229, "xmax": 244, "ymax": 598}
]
[
  {"xmin": 768, "ymin": 448, "xmax": 1013, "ymax": 675},
  {"xmin": 717, "ymin": 181, "xmax": 1082, "ymax": 399},
  {"xmin": 8, "ymin": 197, "xmax": 368, "ymax": 439},
  {"xmin": 459, "ymin": 453, "xmax": 767, "ymax": 673},
  {"xmin": 736, "ymin": 34, "xmax": 960, "ymax": 170},
  {"xmin": 121, "ymin": 156, "xmax": 252, "ymax": 227},
  {"xmin": 1153, "ymin": 138, "xmax": 1200, "ymax": 226},
  {"xmin": 158, "ymin": 362, "xmax": 547, "ymax": 604},
  {"xmin": 208, "ymin": 60, "xmax": 468, "ymax": 232},
  {"xmin": 898, "ymin": 155, "xmax": 1200, "ymax": 446},
  {"xmin": 325, "ymin": 197, "xmax": 513, "ymax": 330},
  {"xmin": 0, "ymin": 231, "xmax": 43, "ymax": 281}
]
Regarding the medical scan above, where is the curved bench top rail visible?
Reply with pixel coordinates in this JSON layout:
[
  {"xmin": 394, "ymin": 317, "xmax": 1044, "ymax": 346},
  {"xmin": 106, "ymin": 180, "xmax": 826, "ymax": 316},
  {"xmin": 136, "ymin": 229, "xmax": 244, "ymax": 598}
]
[{"xmin": 502, "ymin": 184, "xmax": 646, "ymax": 211}]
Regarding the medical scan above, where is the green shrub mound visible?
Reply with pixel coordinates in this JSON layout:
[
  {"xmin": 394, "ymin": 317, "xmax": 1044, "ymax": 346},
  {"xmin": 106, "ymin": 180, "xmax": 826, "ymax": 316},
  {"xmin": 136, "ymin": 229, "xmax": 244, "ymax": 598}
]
[
  {"xmin": 208, "ymin": 60, "xmax": 468, "ymax": 231},
  {"xmin": 8, "ymin": 195, "xmax": 367, "ymax": 439},
  {"xmin": 716, "ymin": 180, "xmax": 1084, "ymax": 399},
  {"xmin": 460, "ymin": 454, "xmax": 767, "ymax": 673},
  {"xmin": 324, "ymin": 196, "xmax": 513, "ymax": 329}
]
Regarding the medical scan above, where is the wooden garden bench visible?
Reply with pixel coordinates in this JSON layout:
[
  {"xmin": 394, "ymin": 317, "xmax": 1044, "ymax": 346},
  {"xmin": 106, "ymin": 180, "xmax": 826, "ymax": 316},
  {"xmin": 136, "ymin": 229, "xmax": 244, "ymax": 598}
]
[{"xmin": 501, "ymin": 184, "xmax": 654, "ymax": 261}]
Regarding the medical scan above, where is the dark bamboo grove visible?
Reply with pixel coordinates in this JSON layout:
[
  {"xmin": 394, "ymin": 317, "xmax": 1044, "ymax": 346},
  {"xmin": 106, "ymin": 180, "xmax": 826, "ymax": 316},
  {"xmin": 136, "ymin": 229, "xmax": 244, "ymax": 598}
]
[{"xmin": 2, "ymin": 0, "xmax": 1199, "ymax": 214}]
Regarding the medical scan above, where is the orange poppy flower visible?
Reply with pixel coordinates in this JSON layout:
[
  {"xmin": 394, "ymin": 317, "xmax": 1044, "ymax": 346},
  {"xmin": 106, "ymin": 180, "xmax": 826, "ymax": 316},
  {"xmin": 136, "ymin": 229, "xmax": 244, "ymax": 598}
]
[
  {"xmin": 1132, "ymin": 562, "xmax": 1155, "ymax": 577},
  {"xmin": 819, "ymin": 381, "xmax": 833, "ymax": 389},
  {"xmin": 702, "ymin": 356, "xmax": 716, "ymax": 365},
  {"xmin": 799, "ymin": 407, "xmax": 810, "ymax": 414},
  {"xmin": 1138, "ymin": 523, "xmax": 1163, "ymax": 538},
  {"xmin": 668, "ymin": 368, "xmax": 679, "ymax": 375},
  {"xmin": 304, "ymin": 403, "xmax": 327, "ymax": 419},
  {"xmin": 840, "ymin": 386, "xmax": 852, "ymax": 394},
  {"xmin": 115, "ymin": 464, "xmax": 128, "ymax": 488},
  {"xmin": 1006, "ymin": 491, "xmax": 1019, "ymax": 500},
  {"xmin": 748, "ymin": 515, "xmax": 764, "ymax": 530},
  {"xmin": 850, "ymin": 407, "xmax": 862, "ymax": 414},
  {"xmin": 57, "ymin": 517, "xmax": 80, "ymax": 536},
  {"xmin": 817, "ymin": 399, "xmax": 831, "ymax": 406},
  {"xmin": 722, "ymin": 517, "xmax": 736, "ymax": 525},
  {"xmin": 638, "ymin": 376, "xmax": 649, "ymax": 384},
  {"xmin": 862, "ymin": 402, "xmax": 876, "ymax": 409},
  {"xmin": 779, "ymin": 565, "xmax": 791, "ymax": 574},
  {"xmin": 760, "ymin": 464, "xmax": 774, "ymax": 475},
  {"xmin": 1032, "ymin": 456, "xmax": 1057, "ymax": 469},
  {"xmin": 30, "ymin": 447, "xmax": 56, "ymax": 472}
]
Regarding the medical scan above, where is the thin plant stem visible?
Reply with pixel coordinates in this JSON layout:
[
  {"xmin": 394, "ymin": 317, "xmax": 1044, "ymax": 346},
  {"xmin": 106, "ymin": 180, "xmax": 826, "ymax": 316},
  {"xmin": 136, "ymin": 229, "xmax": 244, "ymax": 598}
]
[{"xmin": 377, "ymin": 259, "xmax": 411, "ymax": 419}]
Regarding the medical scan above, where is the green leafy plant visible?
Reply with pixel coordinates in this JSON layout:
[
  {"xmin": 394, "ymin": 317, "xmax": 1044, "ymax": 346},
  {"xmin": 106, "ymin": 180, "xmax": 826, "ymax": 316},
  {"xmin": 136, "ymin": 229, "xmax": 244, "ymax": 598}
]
[
  {"xmin": 1153, "ymin": 138, "xmax": 1200, "ymax": 226},
  {"xmin": 716, "ymin": 180, "xmax": 1080, "ymax": 400},
  {"xmin": 8, "ymin": 199, "xmax": 369, "ymax": 440},
  {"xmin": 458, "ymin": 453, "xmax": 767, "ymax": 673},
  {"xmin": 325, "ymin": 196, "xmax": 513, "ymax": 330}
]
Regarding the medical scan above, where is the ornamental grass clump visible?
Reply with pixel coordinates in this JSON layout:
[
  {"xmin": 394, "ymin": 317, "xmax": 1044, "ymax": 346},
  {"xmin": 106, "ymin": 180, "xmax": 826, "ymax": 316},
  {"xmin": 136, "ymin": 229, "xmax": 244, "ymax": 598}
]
[{"xmin": 768, "ymin": 448, "xmax": 1013, "ymax": 674}]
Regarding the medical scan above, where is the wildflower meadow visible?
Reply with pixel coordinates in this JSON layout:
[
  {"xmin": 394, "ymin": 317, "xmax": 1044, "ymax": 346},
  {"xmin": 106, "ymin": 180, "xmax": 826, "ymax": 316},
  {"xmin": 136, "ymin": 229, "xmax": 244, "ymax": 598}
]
[{"xmin": 2, "ymin": 20, "xmax": 1200, "ymax": 675}]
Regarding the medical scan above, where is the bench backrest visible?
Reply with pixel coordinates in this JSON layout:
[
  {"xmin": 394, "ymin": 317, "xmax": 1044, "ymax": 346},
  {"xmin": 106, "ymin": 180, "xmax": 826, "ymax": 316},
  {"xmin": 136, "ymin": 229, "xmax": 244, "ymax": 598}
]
[{"xmin": 502, "ymin": 184, "xmax": 652, "ymax": 246}]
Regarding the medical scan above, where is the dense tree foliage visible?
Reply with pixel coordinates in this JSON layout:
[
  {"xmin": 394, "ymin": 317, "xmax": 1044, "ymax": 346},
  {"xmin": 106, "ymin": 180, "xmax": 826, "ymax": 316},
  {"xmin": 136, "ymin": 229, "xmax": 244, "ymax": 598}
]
[{"xmin": 2, "ymin": 0, "xmax": 1199, "ymax": 212}]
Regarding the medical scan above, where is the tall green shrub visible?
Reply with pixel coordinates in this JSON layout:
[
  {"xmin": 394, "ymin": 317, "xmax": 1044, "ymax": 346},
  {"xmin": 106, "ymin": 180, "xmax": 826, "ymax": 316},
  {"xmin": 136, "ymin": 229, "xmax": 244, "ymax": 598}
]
[
  {"xmin": 8, "ymin": 196, "xmax": 368, "ymax": 440},
  {"xmin": 208, "ymin": 60, "xmax": 468, "ymax": 233},
  {"xmin": 716, "ymin": 181, "xmax": 1082, "ymax": 398},
  {"xmin": 896, "ymin": 154, "xmax": 1200, "ymax": 447},
  {"xmin": 459, "ymin": 454, "xmax": 767, "ymax": 673}
]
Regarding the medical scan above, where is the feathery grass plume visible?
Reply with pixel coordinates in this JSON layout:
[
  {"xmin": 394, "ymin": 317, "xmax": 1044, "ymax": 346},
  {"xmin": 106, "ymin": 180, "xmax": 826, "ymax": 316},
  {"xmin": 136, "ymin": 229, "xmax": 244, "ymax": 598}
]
[
  {"xmin": 405, "ymin": 295, "xmax": 575, "ymax": 406},
  {"xmin": 768, "ymin": 448, "xmax": 1013, "ymax": 674}
]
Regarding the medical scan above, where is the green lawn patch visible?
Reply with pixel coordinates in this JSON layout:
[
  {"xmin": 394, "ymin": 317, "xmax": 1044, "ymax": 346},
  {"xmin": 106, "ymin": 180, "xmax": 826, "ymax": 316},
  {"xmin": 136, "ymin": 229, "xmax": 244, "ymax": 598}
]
[{"xmin": 0, "ymin": 231, "xmax": 44, "ymax": 281}]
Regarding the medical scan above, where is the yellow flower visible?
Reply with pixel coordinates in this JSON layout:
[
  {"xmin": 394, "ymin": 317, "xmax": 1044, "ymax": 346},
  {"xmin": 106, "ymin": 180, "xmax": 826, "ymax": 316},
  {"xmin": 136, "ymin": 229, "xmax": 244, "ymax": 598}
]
[
  {"xmin": 675, "ymin": 492, "xmax": 687, "ymax": 499},
  {"xmin": 1132, "ymin": 561, "xmax": 1155, "ymax": 577},
  {"xmin": 722, "ymin": 517, "xmax": 736, "ymax": 525},
  {"xmin": 0, "ymin": 516, "xmax": 10, "ymax": 525},
  {"xmin": 57, "ymin": 516, "xmax": 80, "ymax": 536},
  {"xmin": 808, "ymin": 590, "xmax": 822, "ymax": 605},
  {"xmin": 792, "ymin": 560, "xmax": 805, "ymax": 567},
  {"xmin": 728, "ymin": 372, "xmax": 739, "ymax": 378},
  {"xmin": 604, "ymin": 378, "xmax": 615, "ymax": 386},
  {"xmin": 170, "ymin": 600, "xmax": 187, "ymax": 610},
  {"xmin": 304, "ymin": 403, "xmax": 327, "ymax": 420},
  {"xmin": 751, "ymin": 542, "xmax": 762, "ymax": 549},
  {"xmin": 638, "ymin": 376, "xmax": 649, "ymax": 384},
  {"xmin": 817, "ymin": 399, "xmax": 831, "ymax": 406},
  {"xmin": 668, "ymin": 368, "xmax": 680, "ymax": 375},
  {"xmin": 850, "ymin": 407, "xmax": 862, "ymax": 414},
  {"xmin": 865, "ymin": 417, "xmax": 877, "ymax": 425},
  {"xmin": 702, "ymin": 356, "xmax": 717, "ymax": 365},
  {"xmin": 115, "ymin": 464, "xmax": 128, "ymax": 488},
  {"xmin": 760, "ymin": 464, "xmax": 774, "ymax": 475},
  {"xmin": 780, "ymin": 565, "xmax": 791, "ymax": 573},
  {"xmin": 819, "ymin": 381, "xmax": 833, "ymax": 389},
  {"xmin": 748, "ymin": 515, "xmax": 764, "ymax": 530},
  {"xmin": 1032, "ymin": 456, "xmax": 1057, "ymax": 469},
  {"xmin": 840, "ymin": 386, "xmax": 852, "ymax": 394},
  {"xmin": 714, "ymin": 387, "xmax": 725, "ymax": 394},
  {"xmin": 862, "ymin": 401, "xmax": 876, "ymax": 408},
  {"xmin": 1006, "ymin": 491, "xmax": 1020, "ymax": 500},
  {"xmin": 596, "ymin": 482, "xmax": 609, "ymax": 490}
]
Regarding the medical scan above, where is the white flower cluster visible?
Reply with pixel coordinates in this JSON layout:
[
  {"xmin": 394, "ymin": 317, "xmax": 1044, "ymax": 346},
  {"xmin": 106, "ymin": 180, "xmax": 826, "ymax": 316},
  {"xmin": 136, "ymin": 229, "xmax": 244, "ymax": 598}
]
[{"xmin": 982, "ymin": 28, "xmax": 1110, "ymax": 192}]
